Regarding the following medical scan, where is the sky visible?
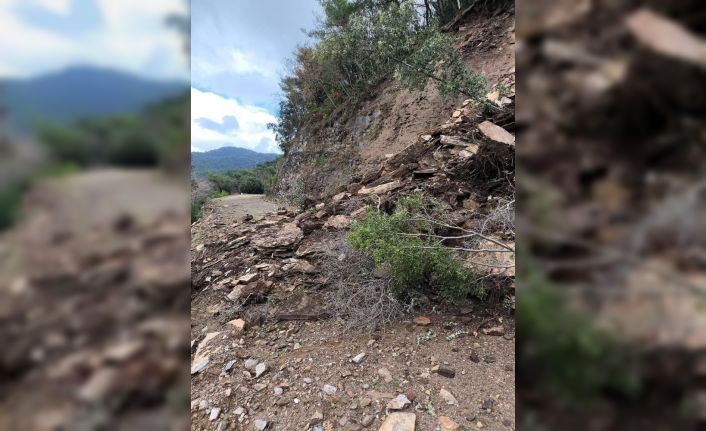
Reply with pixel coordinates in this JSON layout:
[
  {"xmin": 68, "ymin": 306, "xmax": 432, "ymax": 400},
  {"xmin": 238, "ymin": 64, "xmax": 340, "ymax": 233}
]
[
  {"xmin": 0, "ymin": 0, "xmax": 189, "ymax": 81},
  {"xmin": 191, "ymin": 0, "xmax": 322, "ymax": 154}
]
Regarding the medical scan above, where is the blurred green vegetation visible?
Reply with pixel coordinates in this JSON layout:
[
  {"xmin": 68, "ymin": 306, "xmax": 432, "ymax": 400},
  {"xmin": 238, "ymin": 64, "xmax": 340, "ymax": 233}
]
[
  {"xmin": 0, "ymin": 162, "xmax": 80, "ymax": 230},
  {"xmin": 205, "ymin": 159, "xmax": 279, "ymax": 195},
  {"xmin": 36, "ymin": 92, "xmax": 188, "ymax": 169},
  {"xmin": 518, "ymin": 263, "xmax": 642, "ymax": 401},
  {"xmin": 0, "ymin": 92, "xmax": 187, "ymax": 231}
]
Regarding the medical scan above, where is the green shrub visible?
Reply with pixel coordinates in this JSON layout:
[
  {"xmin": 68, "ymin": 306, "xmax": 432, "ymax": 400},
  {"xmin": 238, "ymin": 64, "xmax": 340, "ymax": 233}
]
[
  {"xmin": 347, "ymin": 193, "xmax": 483, "ymax": 301},
  {"xmin": 204, "ymin": 160, "xmax": 278, "ymax": 196},
  {"xmin": 0, "ymin": 163, "xmax": 80, "ymax": 230},
  {"xmin": 0, "ymin": 183, "xmax": 24, "ymax": 230},
  {"xmin": 191, "ymin": 201, "xmax": 203, "ymax": 223},
  {"xmin": 518, "ymin": 266, "xmax": 641, "ymax": 400}
]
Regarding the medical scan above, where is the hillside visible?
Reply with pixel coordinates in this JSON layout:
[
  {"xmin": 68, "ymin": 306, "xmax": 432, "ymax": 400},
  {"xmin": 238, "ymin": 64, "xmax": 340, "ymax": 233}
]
[
  {"xmin": 273, "ymin": 9, "xmax": 514, "ymax": 203},
  {"xmin": 1, "ymin": 66, "xmax": 186, "ymax": 131},
  {"xmin": 191, "ymin": 146, "xmax": 280, "ymax": 178}
]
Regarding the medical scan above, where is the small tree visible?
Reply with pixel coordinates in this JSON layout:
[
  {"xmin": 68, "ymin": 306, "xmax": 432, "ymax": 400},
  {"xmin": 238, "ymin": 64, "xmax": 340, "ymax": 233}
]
[{"xmin": 271, "ymin": 0, "xmax": 487, "ymax": 154}]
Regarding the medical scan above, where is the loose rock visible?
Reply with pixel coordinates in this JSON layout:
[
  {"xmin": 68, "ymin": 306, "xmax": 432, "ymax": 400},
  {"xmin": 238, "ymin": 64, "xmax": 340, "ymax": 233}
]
[
  {"xmin": 253, "ymin": 419, "xmax": 269, "ymax": 430},
  {"xmin": 209, "ymin": 407, "xmax": 221, "ymax": 421},
  {"xmin": 255, "ymin": 362, "xmax": 267, "ymax": 378},
  {"xmin": 412, "ymin": 316, "xmax": 431, "ymax": 326},
  {"xmin": 377, "ymin": 412, "xmax": 416, "ymax": 431},
  {"xmin": 378, "ymin": 368, "xmax": 393, "ymax": 383},
  {"xmin": 439, "ymin": 416, "xmax": 461, "ymax": 431},
  {"xmin": 352, "ymin": 352, "xmax": 366, "ymax": 364},
  {"xmin": 386, "ymin": 394, "xmax": 411, "ymax": 410},
  {"xmin": 439, "ymin": 388, "xmax": 458, "ymax": 405}
]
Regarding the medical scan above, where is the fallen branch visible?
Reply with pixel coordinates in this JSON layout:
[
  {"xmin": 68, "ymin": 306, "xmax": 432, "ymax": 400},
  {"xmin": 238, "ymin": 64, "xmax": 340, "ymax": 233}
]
[{"xmin": 274, "ymin": 312, "xmax": 330, "ymax": 322}]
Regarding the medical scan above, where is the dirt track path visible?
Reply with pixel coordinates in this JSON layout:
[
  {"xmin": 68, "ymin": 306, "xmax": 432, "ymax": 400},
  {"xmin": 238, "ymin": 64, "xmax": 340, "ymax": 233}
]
[
  {"xmin": 209, "ymin": 194, "xmax": 280, "ymax": 223},
  {"xmin": 191, "ymin": 194, "xmax": 280, "ymax": 247}
]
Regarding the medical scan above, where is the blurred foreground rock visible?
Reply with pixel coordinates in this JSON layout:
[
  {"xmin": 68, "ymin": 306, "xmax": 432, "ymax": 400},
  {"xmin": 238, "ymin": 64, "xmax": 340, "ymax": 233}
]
[{"xmin": 0, "ymin": 169, "xmax": 190, "ymax": 431}]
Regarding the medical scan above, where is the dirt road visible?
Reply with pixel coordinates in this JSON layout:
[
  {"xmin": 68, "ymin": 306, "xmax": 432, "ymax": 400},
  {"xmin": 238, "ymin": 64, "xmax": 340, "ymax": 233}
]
[{"xmin": 209, "ymin": 194, "xmax": 280, "ymax": 222}]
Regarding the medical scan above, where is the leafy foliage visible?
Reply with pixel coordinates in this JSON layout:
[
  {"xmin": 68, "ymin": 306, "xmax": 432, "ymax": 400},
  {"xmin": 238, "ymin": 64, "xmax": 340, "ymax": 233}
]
[
  {"xmin": 205, "ymin": 159, "xmax": 279, "ymax": 196},
  {"xmin": 0, "ymin": 163, "xmax": 80, "ymax": 230},
  {"xmin": 347, "ymin": 193, "xmax": 483, "ymax": 301},
  {"xmin": 271, "ymin": 0, "xmax": 487, "ymax": 153},
  {"xmin": 0, "ymin": 182, "xmax": 24, "ymax": 231},
  {"xmin": 518, "ymin": 267, "xmax": 641, "ymax": 400},
  {"xmin": 36, "ymin": 92, "xmax": 188, "ymax": 169}
]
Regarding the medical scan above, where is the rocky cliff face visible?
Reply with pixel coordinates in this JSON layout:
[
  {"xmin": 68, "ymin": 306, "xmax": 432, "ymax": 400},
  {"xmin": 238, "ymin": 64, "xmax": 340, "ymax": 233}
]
[{"xmin": 274, "ymin": 9, "xmax": 515, "ymax": 203}]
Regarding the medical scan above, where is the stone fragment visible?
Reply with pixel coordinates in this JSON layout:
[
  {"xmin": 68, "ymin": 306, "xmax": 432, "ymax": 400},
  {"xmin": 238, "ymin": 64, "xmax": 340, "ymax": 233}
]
[
  {"xmin": 252, "ymin": 223, "xmax": 303, "ymax": 251},
  {"xmin": 333, "ymin": 191, "xmax": 350, "ymax": 202},
  {"xmin": 626, "ymin": 9, "xmax": 706, "ymax": 70},
  {"xmin": 323, "ymin": 384, "xmax": 338, "ymax": 395},
  {"xmin": 436, "ymin": 367, "xmax": 456, "ymax": 378},
  {"xmin": 478, "ymin": 121, "xmax": 515, "ymax": 146},
  {"xmin": 324, "ymin": 215, "xmax": 352, "ymax": 230},
  {"xmin": 209, "ymin": 408, "xmax": 221, "ymax": 421},
  {"xmin": 378, "ymin": 368, "xmax": 393, "ymax": 383},
  {"xmin": 253, "ymin": 419, "xmax": 269, "ymax": 430},
  {"xmin": 377, "ymin": 413, "xmax": 415, "ymax": 431},
  {"xmin": 358, "ymin": 180, "xmax": 403, "ymax": 196},
  {"xmin": 310, "ymin": 411, "xmax": 324, "ymax": 426},
  {"xmin": 191, "ymin": 357, "xmax": 209, "ymax": 375},
  {"xmin": 439, "ymin": 416, "xmax": 461, "ymax": 431},
  {"xmin": 236, "ymin": 273, "xmax": 258, "ymax": 284},
  {"xmin": 352, "ymin": 353, "xmax": 366, "ymax": 364},
  {"xmin": 227, "ymin": 318, "xmax": 247, "ymax": 332},
  {"xmin": 362, "ymin": 415, "xmax": 375, "ymax": 427},
  {"xmin": 255, "ymin": 362, "xmax": 267, "ymax": 378},
  {"xmin": 412, "ymin": 316, "xmax": 431, "ymax": 326},
  {"xmin": 462, "ymin": 199, "xmax": 479, "ymax": 211},
  {"xmin": 440, "ymin": 135, "xmax": 470, "ymax": 147},
  {"xmin": 439, "ymin": 388, "xmax": 458, "ymax": 405},
  {"xmin": 244, "ymin": 358, "xmax": 258, "ymax": 370},
  {"xmin": 386, "ymin": 394, "xmax": 411, "ymax": 410}
]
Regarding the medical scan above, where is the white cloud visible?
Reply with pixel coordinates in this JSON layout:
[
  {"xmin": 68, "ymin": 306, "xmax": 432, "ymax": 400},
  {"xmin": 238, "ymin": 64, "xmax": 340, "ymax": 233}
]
[
  {"xmin": 191, "ymin": 87, "xmax": 281, "ymax": 154},
  {"xmin": 230, "ymin": 50, "xmax": 277, "ymax": 78},
  {"xmin": 0, "ymin": 0, "xmax": 188, "ymax": 80},
  {"xmin": 33, "ymin": 0, "xmax": 72, "ymax": 16},
  {"xmin": 0, "ymin": 3, "xmax": 76, "ymax": 76}
]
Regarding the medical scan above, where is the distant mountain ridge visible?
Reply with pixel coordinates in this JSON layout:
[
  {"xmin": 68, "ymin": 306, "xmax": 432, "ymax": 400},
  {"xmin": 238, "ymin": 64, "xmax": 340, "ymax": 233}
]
[
  {"xmin": 1, "ymin": 65, "xmax": 186, "ymax": 131},
  {"xmin": 191, "ymin": 146, "xmax": 280, "ymax": 177}
]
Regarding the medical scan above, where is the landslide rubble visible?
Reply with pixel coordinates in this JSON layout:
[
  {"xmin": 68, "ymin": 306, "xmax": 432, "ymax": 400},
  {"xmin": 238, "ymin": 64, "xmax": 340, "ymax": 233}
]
[{"xmin": 191, "ymin": 93, "xmax": 516, "ymax": 430}]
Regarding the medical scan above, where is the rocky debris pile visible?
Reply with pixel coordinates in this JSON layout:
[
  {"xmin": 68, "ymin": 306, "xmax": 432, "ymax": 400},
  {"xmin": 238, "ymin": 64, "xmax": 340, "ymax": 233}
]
[
  {"xmin": 191, "ymin": 91, "xmax": 516, "ymax": 318},
  {"xmin": 190, "ymin": 92, "xmax": 516, "ymax": 431},
  {"xmin": 0, "ymin": 173, "xmax": 190, "ymax": 430}
]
